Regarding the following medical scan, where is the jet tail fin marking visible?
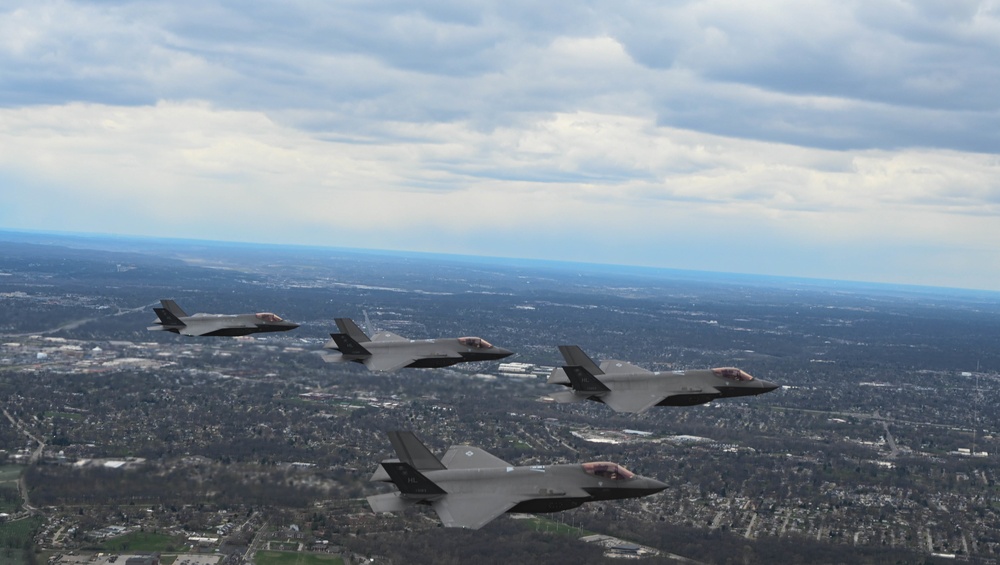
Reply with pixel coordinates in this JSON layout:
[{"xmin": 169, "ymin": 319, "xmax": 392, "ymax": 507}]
[
  {"xmin": 160, "ymin": 299, "xmax": 189, "ymax": 318},
  {"xmin": 153, "ymin": 307, "xmax": 186, "ymax": 327},
  {"xmin": 563, "ymin": 365, "xmax": 612, "ymax": 393},
  {"xmin": 558, "ymin": 345, "xmax": 604, "ymax": 375},
  {"xmin": 388, "ymin": 431, "xmax": 446, "ymax": 471},
  {"xmin": 335, "ymin": 318, "xmax": 371, "ymax": 343},
  {"xmin": 381, "ymin": 462, "xmax": 446, "ymax": 496},
  {"xmin": 329, "ymin": 333, "xmax": 372, "ymax": 357}
]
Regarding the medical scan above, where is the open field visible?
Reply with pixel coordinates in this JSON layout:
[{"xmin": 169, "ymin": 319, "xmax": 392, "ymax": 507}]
[{"xmin": 254, "ymin": 551, "xmax": 345, "ymax": 565}]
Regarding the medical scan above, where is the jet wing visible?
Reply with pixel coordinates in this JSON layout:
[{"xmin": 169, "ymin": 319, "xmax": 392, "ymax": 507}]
[
  {"xmin": 441, "ymin": 446, "xmax": 511, "ymax": 470},
  {"xmin": 371, "ymin": 331, "xmax": 408, "ymax": 342},
  {"xmin": 364, "ymin": 354, "xmax": 419, "ymax": 372},
  {"xmin": 180, "ymin": 320, "xmax": 253, "ymax": 336},
  {"xmin": 365, "ymin": 349, "xmax": 462, "ymax": 372},
  {"xmin": 602, "ymin": 392, "xmax": 670, "ymax": 414},
  {"xmin": 604, "ymin": 386, "xmax": 721, "ymax": 413},
  {"xmin": 601, "ymin": 360, "xmax": 652, "ymax": 374},
  {"xmin": 433, "ymin": 494, "xmax": 519, "ymax": 529}
]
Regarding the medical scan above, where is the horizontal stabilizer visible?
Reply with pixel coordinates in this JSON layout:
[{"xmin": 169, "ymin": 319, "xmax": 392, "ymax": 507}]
[
  {"xmin": 558, "ymin": 345, "xmax": 604, "ymax": 375},
  {"xmin": 388, "ymin": 431, "xmax": 446, "ymax": 471},
  {"xmin": 335, "ymin": 318, "xmax": 371, "ymax": 343},
  {"xmin": 367, "ymin": 492, "xmax": 412, "ymax": 513},
  {"xmin": 564, "ymin": 365, "xmax": 611, "ymax": 393},
  {"xmin": 381, "ymin": 462, "xmax": 446, "ymax": 496},
  {"xmin": 329, "ymin": 333, "xmax": 372, "ymax": 357},
  {"xmin": 548, "ymin": 390, "xmax": 589, "ymax": 404}
]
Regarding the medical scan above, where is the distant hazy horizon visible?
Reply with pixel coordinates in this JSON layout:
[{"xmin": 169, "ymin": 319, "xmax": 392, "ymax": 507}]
[{"xmin": 3, "ymin": 227, "xmax": 998, "ymax": 299}]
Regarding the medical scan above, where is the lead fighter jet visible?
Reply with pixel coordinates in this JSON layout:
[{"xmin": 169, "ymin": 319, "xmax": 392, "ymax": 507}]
[
  {"xmin": 321, "ymin": 318, "xmax": 513, "ymax": 372},
  {"xmin": 548, "ymin": 345, "xmax": 780, "ymax": 413},
  {"xmin": 147, "ymin": 299, "xmax": 299, "ymax": 337},
  {"xmin": 367, "ymin": 431, "xmax": 667, "ymax": 529}
]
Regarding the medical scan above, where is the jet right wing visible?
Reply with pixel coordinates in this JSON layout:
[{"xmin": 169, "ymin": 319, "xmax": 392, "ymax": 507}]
[{"xmin": 433, "ymin": 494, "xmax": 519, "ymax": 529}]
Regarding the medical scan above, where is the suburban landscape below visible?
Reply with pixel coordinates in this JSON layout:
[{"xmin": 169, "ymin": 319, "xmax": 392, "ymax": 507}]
[{"xmin": 1, "ymin": 231, "xmax": 1000, "ymax": 564}]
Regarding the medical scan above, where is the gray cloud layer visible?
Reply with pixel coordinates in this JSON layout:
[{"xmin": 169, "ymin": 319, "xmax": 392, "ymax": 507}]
[
  {"xmin": 5, "ymin": 1, "xmax": 999, "ymax": 150},
  {"xmin": 2, "ymin": 1, "xmax": 1000, "ymax": 289}
]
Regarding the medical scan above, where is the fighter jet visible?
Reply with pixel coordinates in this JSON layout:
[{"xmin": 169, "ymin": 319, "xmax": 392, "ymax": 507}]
[
  {"xmin": 321, "ymin": 318, "xmax": 513, "ymax": 372},
  {"xmin": 367, "ymin": 431, "xmax": 667, "ymax": 529},
  {"xmin": 548, "ymin": 345, "xmax": 780, "ymax": 413},
  {"xmin": 147, "ymin": 299, "xmax": 299, "ymax": 337}
]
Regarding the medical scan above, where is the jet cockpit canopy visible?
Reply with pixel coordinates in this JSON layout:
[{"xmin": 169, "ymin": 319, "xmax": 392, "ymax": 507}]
[
  {"xmin": 458, "ymin": 337, "xmax": 494, "ymax": 349},
  {"xmin": 255, "ymin": 313, "xmax": 284, "ymax": 323},
  {"xmin": 712, "ymin": 367, "xmax": 754, "ymax": 382},
  {"xmin": 582, "ymin": 462, "xmax": 635, "ymax": 481}
]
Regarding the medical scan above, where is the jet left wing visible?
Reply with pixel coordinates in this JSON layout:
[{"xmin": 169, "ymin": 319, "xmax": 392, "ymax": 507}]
[
  {"xmin": 365, "ymin": 351, "xmax": 461, "ymax": 372},
  {"xmin": 181, "ymin": 319, "xmax": 254, "ymax": 336},
  {"xmin": 364, "ymin": 355, "xmax": 418, "ymax": 372},
  {"xmin": 441, "ymin": 446, "xmax": 511, "ymax": 470},
  {"xmin": 602, "ymin": 392, "xmax": 670, "ymax": 414},
  {"xmin": 433, "ymin": 494, "xmax": 519, "ymax": 529}
]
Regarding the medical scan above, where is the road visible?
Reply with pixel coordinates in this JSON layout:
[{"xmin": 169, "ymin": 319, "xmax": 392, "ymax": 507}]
[{"xmin": 3, "ymin": 406, "xmax": 46, "ymax": 515}]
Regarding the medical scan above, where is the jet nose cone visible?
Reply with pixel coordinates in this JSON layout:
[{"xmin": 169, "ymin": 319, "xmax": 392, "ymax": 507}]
[
  {"xmin": 757, "ymin": 379, "xmax": 780, "ymax": 393},
  {"xmin": 643, "ymin": 478, "xmax": 669, "ymax": 493},
  {"xmin": 492, "ymin": 346, "xmax": 514, "ymax": 359}
]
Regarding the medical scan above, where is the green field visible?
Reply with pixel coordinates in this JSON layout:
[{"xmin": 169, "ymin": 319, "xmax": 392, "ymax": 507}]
[
  {"xmin": 0, "ymin": 465, "xmax": 23, "ymax": 513},
  {"xmin": 254, "ymin": 550, "xmax": 345, "ymax": 565},
  {"xmin": 45, "ymin": 410, "xmax": 84, "ymax": 421},
  {"xmin": 0, "ymin": 465, "xmax": 24, "ymax": 484},
  {"xmin": 98, "ymin": 531, "xmax": 186, "ymax": 552},
  {"xmin": 0, "ymin": 515, "xmax": 45, "ymax": 565}
]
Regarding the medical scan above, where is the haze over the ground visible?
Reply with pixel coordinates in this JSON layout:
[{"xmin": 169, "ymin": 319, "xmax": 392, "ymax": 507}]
[{"xmin": 2, "ymin": 1, "xmax": 999, "ymax": 290}]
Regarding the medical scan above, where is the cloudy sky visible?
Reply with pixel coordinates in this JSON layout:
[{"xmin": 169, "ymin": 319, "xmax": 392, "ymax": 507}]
[{"xmin": 2, "ymin": 1, "xmax": 999, "ymax": 290}]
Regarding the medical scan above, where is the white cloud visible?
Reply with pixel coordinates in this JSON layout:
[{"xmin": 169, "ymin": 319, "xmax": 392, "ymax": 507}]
[{"xmin": 2, "ymin": 0, "xmax": 1000, "ymax": 288}]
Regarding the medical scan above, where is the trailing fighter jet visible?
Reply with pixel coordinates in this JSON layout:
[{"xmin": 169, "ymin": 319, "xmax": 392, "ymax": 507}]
[
  {"xmin": 367, "ymin": 431, "xmax": 667, "ymax": 529},
  {"xmin": 320, "ymin": 318, "xmax": 513, "ymax": 372},
  {"xmin": 147, "ymin": 299, "xmax": 299, "ymax": 337},
  {"xmin": 548, "ymin": 345, "xmax": 780, "ymax": 413}
]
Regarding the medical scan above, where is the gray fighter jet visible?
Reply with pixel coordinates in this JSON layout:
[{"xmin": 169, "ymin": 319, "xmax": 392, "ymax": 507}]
[
  {"xmin": 548, "ymin": 345, "xmax": 780, "ymax": 413},
  {"xmin": 321, "ymin": 318, "xmax": 513, "ymax": 372},
  {"xmin": 367, "ymin": 431, "xmax": 667, "ymax": 529},
  {"xmin": 147, "ymin": 299, "xmax": 299, "ymax": 337}
]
